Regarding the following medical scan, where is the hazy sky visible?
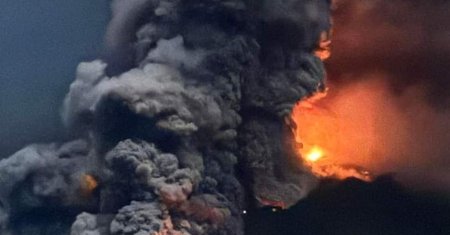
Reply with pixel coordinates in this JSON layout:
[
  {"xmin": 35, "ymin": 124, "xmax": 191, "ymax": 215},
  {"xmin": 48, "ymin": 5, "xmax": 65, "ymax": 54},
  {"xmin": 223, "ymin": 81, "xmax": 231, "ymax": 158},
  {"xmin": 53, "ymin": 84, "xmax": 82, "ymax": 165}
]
[{"xmin": 0, "ymin": 0, "xmax": 109, "ymax": 157}]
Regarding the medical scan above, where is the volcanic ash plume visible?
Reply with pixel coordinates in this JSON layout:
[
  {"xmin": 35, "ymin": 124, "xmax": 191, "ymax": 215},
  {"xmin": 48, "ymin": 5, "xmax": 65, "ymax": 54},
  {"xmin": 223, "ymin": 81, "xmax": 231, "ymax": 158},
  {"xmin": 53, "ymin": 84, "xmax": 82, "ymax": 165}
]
[{"xmin": 0, "ymin": 1, "xmax": 331, "ymax": 234}]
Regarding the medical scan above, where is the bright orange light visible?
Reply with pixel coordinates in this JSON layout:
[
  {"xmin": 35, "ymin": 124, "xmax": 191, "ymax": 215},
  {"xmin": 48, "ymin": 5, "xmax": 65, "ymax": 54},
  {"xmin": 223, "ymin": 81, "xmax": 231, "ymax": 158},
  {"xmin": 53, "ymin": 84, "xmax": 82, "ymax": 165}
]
[
  {"xmin": 292, "ymin": 12, "xmax": 375, "ymax": 181},
  {"xmin": 306, "ymin": 146, "xmax": 324, "ymax": 162},
  {"xmin": 291, "ymin": 90, "xmax": 373, "ymax": 182}
]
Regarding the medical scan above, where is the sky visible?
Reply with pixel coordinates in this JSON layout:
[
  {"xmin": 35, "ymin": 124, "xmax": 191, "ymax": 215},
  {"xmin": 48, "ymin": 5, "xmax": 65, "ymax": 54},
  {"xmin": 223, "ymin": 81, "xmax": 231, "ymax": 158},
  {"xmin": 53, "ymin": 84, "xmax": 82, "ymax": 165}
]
[{"xmin": 0, "ymin": 0, "xmax": 109, "ymax": 158}]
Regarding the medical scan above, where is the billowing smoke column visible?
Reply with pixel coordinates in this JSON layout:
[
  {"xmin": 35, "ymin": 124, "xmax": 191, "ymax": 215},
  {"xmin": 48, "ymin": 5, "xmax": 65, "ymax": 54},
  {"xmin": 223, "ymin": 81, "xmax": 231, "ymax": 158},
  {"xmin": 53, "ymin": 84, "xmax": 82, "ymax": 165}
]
[{"xmin": 0, "ymin": 1, "xmax": 331, "ymax": 234}]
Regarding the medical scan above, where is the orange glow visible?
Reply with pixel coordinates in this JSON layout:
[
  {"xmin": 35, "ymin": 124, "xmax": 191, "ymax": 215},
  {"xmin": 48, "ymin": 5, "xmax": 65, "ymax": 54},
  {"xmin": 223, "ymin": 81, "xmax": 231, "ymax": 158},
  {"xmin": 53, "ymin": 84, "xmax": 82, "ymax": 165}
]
[
  {"xmin": 315, "ymin": 31, "xmax": 332, "ymax": 61},
  {"xmin": 291, "ymin": 87, "xmax": 374, "ymax": 182},
  {"xmin": 291, "ymin": 76, "xmax": 450, "ymax": 187},
  {"xmin": 305, "ymin": 146, "xmax": 324, "ymax": 163},
  {"xmin": 255, "ymin": 196, "xmax": 287, "ymax": 210},
  {"xmin": 80, "ymin": 174, "xmax": 98, "ymax": 197}
]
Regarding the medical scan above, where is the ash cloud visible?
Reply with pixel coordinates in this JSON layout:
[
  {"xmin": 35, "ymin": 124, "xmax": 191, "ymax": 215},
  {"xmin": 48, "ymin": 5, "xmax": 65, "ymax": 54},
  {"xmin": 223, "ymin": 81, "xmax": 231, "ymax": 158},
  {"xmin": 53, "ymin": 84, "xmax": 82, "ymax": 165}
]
[
  {"xmin": 0, "ymin": 0, "xmax": 331, "ymax": 234},
  {"xmin": 0, "ymin": 140, "xmax": 96, "ymax": 234}
]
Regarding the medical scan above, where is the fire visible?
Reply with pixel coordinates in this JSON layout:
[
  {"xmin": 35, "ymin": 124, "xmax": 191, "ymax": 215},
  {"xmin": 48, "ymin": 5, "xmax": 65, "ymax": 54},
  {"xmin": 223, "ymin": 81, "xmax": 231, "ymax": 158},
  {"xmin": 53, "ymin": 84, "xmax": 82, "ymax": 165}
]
[
  {"xmin": 305, "ymin": 146, "xmax": 324, "ymax": 163},
  {"xmin": 291, "ymin": 91, "xmax": 373, "ymax": 182},
  {"xmin": 292, "ymin": 16, "xmax": 374, "ymax": 181}
]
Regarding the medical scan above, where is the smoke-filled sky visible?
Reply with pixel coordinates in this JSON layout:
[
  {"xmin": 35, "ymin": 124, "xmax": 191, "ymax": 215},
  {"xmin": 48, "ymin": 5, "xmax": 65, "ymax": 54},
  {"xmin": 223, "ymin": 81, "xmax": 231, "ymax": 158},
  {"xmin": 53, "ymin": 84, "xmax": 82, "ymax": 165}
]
[
  {"xmin": 1, "ymin": 1, "xmax": 450, "ymax": 235},
  {"xmin": 0, "ymin": 0, "xmax": 109, "ymax": 158},
  {"xmin": 328, "ymin": 0, "xmax": 450, "ymax": 107},
  {"xmin": 320, "ymin": 0, "xmax": 450, "ymax": 191}
]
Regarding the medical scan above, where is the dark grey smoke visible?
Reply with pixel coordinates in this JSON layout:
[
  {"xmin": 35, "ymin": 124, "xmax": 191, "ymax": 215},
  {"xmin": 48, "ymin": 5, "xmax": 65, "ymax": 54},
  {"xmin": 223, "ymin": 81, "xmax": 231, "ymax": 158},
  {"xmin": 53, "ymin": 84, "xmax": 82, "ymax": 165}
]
[{"xmin": 0, "ymin": 0, "xmax": 331, "ymax": 234}]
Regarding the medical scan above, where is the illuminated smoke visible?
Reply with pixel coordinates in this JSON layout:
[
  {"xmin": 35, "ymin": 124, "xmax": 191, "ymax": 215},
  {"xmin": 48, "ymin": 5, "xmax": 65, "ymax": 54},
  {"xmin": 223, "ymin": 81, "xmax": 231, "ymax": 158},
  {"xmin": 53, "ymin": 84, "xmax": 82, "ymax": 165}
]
[
  {"xmin": 292, "ymin": 0, "xmax": 450, "ymax": 191},
  {"xmin": 0, "ymin": 1, "xmax": 331, "ymax": 234},
  {"xmin": 329, "ymin": 0, "xmax": 450, "ymax": 106}
]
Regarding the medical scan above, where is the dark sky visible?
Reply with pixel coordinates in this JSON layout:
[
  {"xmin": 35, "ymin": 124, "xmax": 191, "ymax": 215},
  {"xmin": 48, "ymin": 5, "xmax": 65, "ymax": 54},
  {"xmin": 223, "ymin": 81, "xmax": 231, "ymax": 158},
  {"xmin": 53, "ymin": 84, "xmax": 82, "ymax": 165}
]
[{"xmin": 0, "ymin": 0, "xmax": 109, "ymax": 158}]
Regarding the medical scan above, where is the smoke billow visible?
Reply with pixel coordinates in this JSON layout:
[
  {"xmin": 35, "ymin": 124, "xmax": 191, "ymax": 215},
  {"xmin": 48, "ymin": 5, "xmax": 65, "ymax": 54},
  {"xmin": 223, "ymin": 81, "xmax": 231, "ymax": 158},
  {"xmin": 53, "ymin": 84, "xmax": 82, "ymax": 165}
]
[
  {"xmin": 308, "ymin": 0, "xmax": 450, "ymax": 191},
  {"xmin": 0, "ymin": 1, "xmax": 331, "ymax": 234}
]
